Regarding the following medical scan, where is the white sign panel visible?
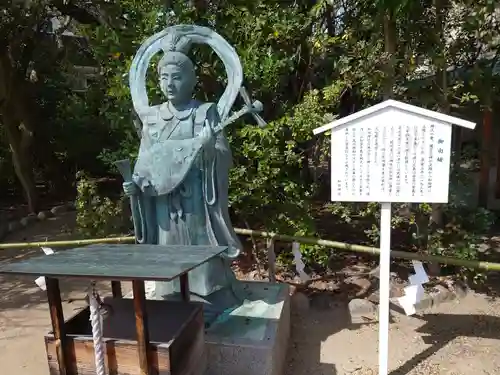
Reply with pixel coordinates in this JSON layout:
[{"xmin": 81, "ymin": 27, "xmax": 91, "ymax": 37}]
[{"xmin": 330, "ymin": 110, "xmax": 452, "ymax": 203}]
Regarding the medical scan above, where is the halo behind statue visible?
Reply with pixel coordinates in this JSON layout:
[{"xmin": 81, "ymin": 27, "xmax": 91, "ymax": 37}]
[{"xmin": 129, "ymin": 24, "xmax": 243, "ymax": 124}]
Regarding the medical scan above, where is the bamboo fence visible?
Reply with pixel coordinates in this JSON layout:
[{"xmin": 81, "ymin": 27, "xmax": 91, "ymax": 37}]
[{"xmin": 1, "ymin": 228, "xmax": 499, "ymax": 272}]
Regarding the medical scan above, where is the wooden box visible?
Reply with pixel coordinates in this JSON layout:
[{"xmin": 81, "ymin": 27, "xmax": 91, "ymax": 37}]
[{"xmin": 45, "ymin": 298, "xmax": 205, "ymax": 375}]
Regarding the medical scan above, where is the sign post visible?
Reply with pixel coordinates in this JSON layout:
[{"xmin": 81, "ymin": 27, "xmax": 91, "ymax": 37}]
[
  {"xmin": 313, "ymin": 99, "xmax": 476, "ymax": 375},
  {"xmin": 379, "ymin": 202, "xmax": 391, "ymax": 374}
]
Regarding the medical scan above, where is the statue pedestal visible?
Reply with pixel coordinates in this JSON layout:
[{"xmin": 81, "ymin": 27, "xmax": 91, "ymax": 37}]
[
  {"xmin": 125, "ymin": 280, "xmax": 290, "ymax": 375},
  {"xmin": 204, "ymin": 281, "xmax": 290, "ymax": 375}
]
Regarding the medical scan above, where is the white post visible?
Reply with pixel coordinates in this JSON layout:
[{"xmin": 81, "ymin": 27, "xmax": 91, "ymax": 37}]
[{"xmin": 378, "ymin": 202, "xmax": 392, "ymax": 375}]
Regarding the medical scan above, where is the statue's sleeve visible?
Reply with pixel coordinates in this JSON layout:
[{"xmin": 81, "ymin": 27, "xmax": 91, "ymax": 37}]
[
  {"xmin": 131, "ymin": 192, "xmax": 158, "ymax": 245},
  {"xmin": 202, "ymin": 104, "xmax": 242, "ymax": 258}
]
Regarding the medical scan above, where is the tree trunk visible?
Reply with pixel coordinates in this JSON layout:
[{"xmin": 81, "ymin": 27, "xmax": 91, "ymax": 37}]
[
  {"xmin": 3, "ymin": 111, "xmax": 37, "ymax": 212},
  {"xmin": 431, "ymin": 0, "xmax": 450, "ymax": 229},
  {"xmin": 191, "ymin": 0, "xmax": 208, "ymax": 23},
  {"xmin": 325, "ymin": 3, "xmax": 335, "ymax": 37},
  {"xmin": 382, "ymin": 9, "xmax": 396, "ymax": 100},
  {"xmin": 479, "ymin": 107, "xmax": 492, "ymax": 207},
  {"xmin": 426, "ymin": 0, "xmax": 450, "ymax": 276},
  {"xmin": 0, "ymin": 52, "xmax": 38, "ymax": 212}
]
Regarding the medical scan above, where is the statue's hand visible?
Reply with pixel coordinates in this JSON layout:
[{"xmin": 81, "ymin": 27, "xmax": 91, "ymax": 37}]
[
  {"xmin": 123, "ymin": 181, "xmax": 138, "ymax": 197},
  {"xmin": 199, "ymin": 125, "xmax": 214, "ymax": 148}
]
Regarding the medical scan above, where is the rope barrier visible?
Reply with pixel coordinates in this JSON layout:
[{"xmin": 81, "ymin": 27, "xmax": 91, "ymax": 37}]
[{"xmin": 89, "ymin": 286, "xmax": 106, "ymax": 375}]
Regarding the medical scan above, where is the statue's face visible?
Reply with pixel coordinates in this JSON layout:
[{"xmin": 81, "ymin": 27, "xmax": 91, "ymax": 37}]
[{"xmin": 159, "ymin": 64, "xmax": 192, "ymax": 104}]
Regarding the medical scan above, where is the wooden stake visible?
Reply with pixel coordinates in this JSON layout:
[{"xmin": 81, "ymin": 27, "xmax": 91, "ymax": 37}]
[
  {"xmin": 180, "ymin": 273, "xmax": 190, "ymax": 302},
  {"xmin": 132, "ymin": 280, "xmax": 151, "ymax": 375},
  {"xmin": 46, "ymin": 277, "xmax": 69, "ymax": 375},
  {"xmin": 111, "ymin": 281, "xmax": 122, "ymax": 298}
]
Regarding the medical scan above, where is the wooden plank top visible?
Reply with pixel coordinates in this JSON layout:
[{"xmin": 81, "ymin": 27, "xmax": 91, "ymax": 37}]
[{"xmin": 0, "ymin": 244, "xmax": 227, "ymax": 281}]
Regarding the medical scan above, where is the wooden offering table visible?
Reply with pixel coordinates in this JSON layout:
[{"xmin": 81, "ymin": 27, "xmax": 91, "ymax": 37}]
[{"xmin": 0, "ymin": 244, "xmax": 228, "ymax": 375}]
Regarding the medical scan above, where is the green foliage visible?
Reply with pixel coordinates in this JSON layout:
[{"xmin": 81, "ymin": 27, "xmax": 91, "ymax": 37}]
[
  {"xmin": 2, "ymin": 0, "xmax": 500, "ymax": 278},
  {"xmin": 229, "ymin": 90, "xmax": 327, "ymax": 232},
  {"xmin": 75, "ymin": 172, "xmax": 125, "ymax": 238}
]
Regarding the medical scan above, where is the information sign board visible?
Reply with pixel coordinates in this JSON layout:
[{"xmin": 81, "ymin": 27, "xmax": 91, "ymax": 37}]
[{"xmin": 313, "ymin": 99, "xmax": 476, "ymax": 375}]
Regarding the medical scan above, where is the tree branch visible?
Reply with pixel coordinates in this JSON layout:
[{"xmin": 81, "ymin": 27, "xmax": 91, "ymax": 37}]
[{"xmin": 53, "ymin": 0, "xmax": 112, "ymax": 27}]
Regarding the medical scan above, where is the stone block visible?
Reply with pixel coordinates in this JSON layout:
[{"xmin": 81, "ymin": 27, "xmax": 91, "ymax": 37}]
[
  {"xmin": 348, "ymin": 298, "xmax": 378, "ymax": 324},
  {"xmin": 37, "ymin": 211, "xmax": 49, "ymax": 220},
  {"xmin": 51, "ymin": 205, "xmax": 68, "ymax": 215},
  {"xmin": 205, "ymin": 281, "xmax": 290, "ymax": 375},
  {"xmin": 20, "ymin": 215, "xmax": 37, "ymax": 227},
  {"xmin": 8, "ymin": 221, "xmax": 21, "ymax": 232}
]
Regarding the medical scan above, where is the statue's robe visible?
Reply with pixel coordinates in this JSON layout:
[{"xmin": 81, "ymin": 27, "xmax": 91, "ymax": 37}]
[{"xmin": 131, "ymin": 100, "xmax": 242, "ymax": 298}]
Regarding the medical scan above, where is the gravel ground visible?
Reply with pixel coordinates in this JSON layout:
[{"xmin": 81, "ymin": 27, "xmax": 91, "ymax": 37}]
[
  {"xmin": 286, "ymin": 291, "xmax": 500, "ymax": 375},
  {"xmin": 1, "ymin": 213, "xmax": 500, "ymax": 375}
]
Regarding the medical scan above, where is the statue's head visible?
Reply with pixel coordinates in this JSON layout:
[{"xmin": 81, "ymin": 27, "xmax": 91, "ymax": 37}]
[{"xmin": 157, "ymin": 33, "xmax": 196, "ymax": 106}]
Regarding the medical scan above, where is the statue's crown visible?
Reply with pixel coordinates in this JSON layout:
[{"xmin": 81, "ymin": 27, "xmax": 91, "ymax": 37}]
[
  {"xmin": 161, "ymin": 33, "xmax": 192, "ymax": 55},
  {"xmin": 157, "ymin": 32, "xmax": 195, "ymax": 76}
]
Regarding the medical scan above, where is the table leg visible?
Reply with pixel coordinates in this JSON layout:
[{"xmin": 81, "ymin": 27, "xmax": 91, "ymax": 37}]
[
  {"xmin": 132, "ymin": 280, "xmax": 151, "ymax": 375},
  {"xmin": 111, "ymin": 281, "xmax": 122, "ymax": 298},
  {"xmin": 180, "ymin": 273, "xmax": 190, "ymax": 302},
  {"xmin": 46, "ymin": 277, "xmax": 70, "ymax": 375}
]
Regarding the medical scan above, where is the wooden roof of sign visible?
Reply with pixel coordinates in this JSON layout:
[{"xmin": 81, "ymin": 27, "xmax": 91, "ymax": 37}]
[{"xmin": 313, "ymin": 99, "xmax": 476, "ymax": 135}]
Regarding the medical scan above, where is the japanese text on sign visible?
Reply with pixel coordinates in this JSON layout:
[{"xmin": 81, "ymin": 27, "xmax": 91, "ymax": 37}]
[{"xmin": 331, "ymin": 117, "xmax": 452, "ymax": 203}]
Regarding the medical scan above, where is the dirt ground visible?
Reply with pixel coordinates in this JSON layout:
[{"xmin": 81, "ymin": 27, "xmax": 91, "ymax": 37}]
[{"xmin": 1, "ymin": 213, "xmax": 500, "ymax": 375}]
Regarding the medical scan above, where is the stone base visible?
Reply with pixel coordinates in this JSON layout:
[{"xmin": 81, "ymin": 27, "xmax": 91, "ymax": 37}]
[
  {"xmin": 204, "ymin": 281, "xmax": 290, "ymax": 375},
  {"xmin": 124, "ymin": 280, "xmax": 291, "ymax": 375}
]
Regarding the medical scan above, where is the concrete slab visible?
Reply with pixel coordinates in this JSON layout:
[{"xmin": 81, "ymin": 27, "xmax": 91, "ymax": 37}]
[{"xmin": 204, "ymin": 281, "xmax": 290, "ymax": 375}]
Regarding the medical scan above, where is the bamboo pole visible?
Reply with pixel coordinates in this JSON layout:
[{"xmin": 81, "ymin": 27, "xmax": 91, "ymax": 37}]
[
  {"xmin": 0, "ymin": 236, "xmax": 134, "ymax": 249},
  {"xmin": 234, "ymin": 228, "xmax": 500, "ymax": 272},
  {"xmin": 1, "ymin": 228, "xmax": 499, "ymax": 272}
]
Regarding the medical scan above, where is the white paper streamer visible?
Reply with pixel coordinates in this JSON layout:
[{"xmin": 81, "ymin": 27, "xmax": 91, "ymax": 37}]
[
  {"xmin": 292, "ymin": 242, "xmax": 310, "ymax": 283},
  {"xmin": 34, "ymin": 247, "xmax": 55, "ymax": 291},
  {"xmin": 397, "ymin": 260, "xmax": 429, "ymax": 315}
]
